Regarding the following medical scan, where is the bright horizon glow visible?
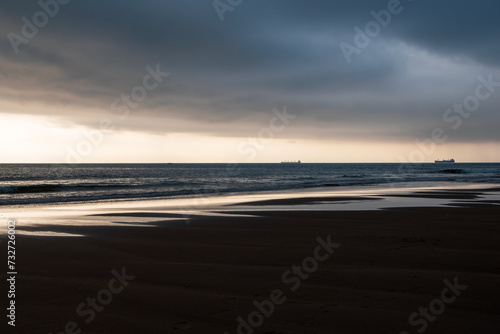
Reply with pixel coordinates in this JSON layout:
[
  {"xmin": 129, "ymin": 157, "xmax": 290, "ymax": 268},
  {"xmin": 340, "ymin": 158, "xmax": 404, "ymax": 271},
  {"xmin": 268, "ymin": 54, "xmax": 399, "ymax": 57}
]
[{"xmin": 1, "ymin": 112, "xmax": 499, "ymax": 163}]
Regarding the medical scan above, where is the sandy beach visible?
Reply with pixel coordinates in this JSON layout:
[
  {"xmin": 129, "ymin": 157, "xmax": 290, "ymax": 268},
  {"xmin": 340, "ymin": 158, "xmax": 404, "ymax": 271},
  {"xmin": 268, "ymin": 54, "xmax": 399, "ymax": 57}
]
[{"xmin": 3, "ymin": 185, "xmax": 500, "ymax": 334}]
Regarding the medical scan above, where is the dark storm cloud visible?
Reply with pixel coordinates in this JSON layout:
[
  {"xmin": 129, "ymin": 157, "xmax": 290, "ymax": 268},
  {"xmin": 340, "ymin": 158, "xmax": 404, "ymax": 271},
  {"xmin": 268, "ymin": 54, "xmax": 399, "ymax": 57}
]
[{"xmin": 0, "ymin": 0, "xmax": 499, "ymax": 141}]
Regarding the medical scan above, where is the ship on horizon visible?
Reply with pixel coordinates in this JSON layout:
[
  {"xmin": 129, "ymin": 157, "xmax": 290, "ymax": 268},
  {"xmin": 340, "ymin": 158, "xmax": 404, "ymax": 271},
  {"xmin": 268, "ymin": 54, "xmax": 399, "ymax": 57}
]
[
  {"xmin": 281, "ymin": 160, "xmax": 301, "ymax": 164},
  {"xmin": 435, "ymin": 159, "xmax": 455, "ymax": 163}
]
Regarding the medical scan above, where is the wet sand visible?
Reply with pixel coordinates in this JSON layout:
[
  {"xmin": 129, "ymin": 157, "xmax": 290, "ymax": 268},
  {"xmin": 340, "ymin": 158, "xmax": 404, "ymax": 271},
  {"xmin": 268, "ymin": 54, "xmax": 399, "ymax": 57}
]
[{"xmin": 4, "ymin": 187, "xmax": 500, "ymax": 333}]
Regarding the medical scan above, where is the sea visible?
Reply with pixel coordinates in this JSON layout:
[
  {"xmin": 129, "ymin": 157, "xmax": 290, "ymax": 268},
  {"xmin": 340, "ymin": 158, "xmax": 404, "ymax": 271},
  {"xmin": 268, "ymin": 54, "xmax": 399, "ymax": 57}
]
[{"xmin": 0, "ymin": 163, "xmax": 499, "ymax": 207}]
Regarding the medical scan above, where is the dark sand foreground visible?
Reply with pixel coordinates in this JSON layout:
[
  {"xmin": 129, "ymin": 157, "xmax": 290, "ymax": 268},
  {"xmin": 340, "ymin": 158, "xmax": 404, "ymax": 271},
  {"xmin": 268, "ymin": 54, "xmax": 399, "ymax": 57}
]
[{"xmin": 4, "ymin": 188, "xmax": 500, "ymax": 333}]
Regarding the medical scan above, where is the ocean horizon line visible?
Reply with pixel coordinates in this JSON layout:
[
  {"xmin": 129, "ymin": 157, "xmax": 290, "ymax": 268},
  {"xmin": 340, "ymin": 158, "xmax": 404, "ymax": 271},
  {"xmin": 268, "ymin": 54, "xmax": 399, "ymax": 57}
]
[{"xmin": 1, "ymin": 161, "xmax": 499, "ymax": 165}]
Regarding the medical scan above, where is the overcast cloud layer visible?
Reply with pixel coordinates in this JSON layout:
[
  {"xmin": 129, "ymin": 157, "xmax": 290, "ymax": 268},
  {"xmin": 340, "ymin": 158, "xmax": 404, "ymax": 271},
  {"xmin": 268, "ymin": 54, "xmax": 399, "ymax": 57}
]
[{"xmin": 1, "ymin": 0, "xmax": 499, "ymax": 143}]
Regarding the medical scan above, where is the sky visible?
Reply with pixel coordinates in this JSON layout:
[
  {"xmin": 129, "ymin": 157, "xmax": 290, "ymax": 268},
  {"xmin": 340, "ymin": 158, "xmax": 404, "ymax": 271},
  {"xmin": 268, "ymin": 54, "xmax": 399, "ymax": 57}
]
[{"xmin": 0, "ymin": 0, "xmax": 499, "ymax": 163}]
